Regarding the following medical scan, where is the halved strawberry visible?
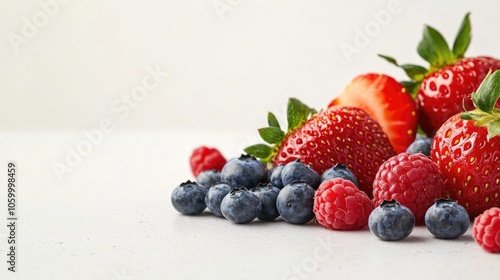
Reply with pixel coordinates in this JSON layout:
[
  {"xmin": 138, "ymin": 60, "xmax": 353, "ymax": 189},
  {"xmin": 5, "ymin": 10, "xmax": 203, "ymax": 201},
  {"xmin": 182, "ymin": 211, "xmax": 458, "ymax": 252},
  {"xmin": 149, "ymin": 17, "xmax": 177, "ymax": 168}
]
[
  {"xmin": 328, "ymin": 73, "xmax": 418, "ymax": 153},
  {"xmin": 245, "ymin": 98, "xmax": 395, "ymax": 195}
]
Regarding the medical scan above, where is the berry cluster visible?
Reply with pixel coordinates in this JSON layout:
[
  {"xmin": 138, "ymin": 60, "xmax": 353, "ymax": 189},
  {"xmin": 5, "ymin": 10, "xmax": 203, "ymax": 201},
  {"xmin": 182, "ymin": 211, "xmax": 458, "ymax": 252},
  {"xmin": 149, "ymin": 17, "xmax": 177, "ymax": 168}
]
[{"xmin": 172, "ymin": 13, "xmax": 500, "ymax": 254}]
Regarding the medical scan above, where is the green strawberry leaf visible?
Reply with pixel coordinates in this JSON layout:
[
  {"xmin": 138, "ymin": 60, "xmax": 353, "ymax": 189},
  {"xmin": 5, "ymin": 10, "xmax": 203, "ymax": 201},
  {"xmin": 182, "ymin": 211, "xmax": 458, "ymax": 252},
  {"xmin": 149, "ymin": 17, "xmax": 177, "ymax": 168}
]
[
  {"xmin": 267, "ymin": 112, "xmax": 280, "ymax": 129},
  {"xmin": 287, "ymin": 98, "xmax": 315, "ymax": 132},
  {"xmin": 244, "ymin": 144, "xmax": 273, "ymax": 159},
  {"xmin": 452, "ymin": 13, "xmax": 471, "ymax": 59},
  {"xmin": 471, "ymin": 70, "xmax": 500, "ymax": 113},
  {"xmin": 379, "ymin": 54, "xmax": 427, "ymax": 81},
  {"xmin": 417, "ymin": 25, "xmax": 454, "ymax": 68},
  {"xmin": 488, "ymin": 119, "xmax": 500, "ymax": 139},
  {"xmin": 258, "ymin": 127, "xmax": 285, "ymax": 144}
]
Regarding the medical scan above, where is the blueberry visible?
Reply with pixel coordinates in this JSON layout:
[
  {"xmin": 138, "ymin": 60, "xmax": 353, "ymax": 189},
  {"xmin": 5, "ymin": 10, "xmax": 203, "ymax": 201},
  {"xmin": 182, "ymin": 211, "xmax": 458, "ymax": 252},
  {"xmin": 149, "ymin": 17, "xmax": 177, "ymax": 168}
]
[
  {"xmin": 406, "ymin": 136, "xmax": 433, "ymax": 156},
  {"xmin": 281, "ymin": 159, "xmax": 320, "ymax": 190},
  {"xmin": 205, "ymin": 182, "xmax": 232, "ymax": 217},
  {"xmin": 251, "ymin": 183, "xmax": 280, "ymax": 221},
  {"xmin": 221, "ymin": 155, "xmax": 267, "ymax": 189},
  {"xmin": 268, "ymin": 164, "xmax": 285, "ymax": 189},
  {"xmin": 196, "ymin": 169, "xmax": 221, "ymax": 189},
  {"xmin": 425, "ymin": 198, "xmax": 470, "ymax": 239},
  {"xmin": 276, "ymin": 181, "xmax": 315, "ymax": 224},
  {"xmin": 221, "ymin": 188, "xmax": 262, "ymax": 224},
  {"xmin": 320, "ymin": 163, "xmax": 359, "ymax": 187},
  {"xmin": 171, "ymin": 181, "xmax": 208, "ymax": 215},
  {"xmin": 369, "ymin": 200, "xmax": 415, "ymax": 241}
]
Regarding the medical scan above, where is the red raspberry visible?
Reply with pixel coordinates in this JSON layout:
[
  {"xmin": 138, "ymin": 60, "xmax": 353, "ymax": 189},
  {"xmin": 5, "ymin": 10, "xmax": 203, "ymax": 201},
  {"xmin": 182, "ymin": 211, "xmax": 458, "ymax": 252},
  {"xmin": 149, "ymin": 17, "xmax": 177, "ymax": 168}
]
[
  {"xmin": 313, "ymin": 178, "xmax": 373, "ymax": 230},
  {"xmin": 372, "ymin": 153, "xmax": 446, "ymax": 223},
  {"xmin": 189, "ymin": 146, "xmax": 226, "ymax": 177},
  {"xmin": 472, "ymin": 207, "xmax": 500, "ymax": 253}
]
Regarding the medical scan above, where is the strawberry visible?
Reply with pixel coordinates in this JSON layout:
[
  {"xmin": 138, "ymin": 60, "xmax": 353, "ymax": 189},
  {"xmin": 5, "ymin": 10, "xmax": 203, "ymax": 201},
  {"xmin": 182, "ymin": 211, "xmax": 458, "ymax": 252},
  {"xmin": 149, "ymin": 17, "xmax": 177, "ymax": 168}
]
[
  {"xmin": 381, "ymin": 13, "xmax": 500, "ymax": 136},
  {"xmin": 244, "ymin": 98, "xmax": 396, "ymax": 195},
  {"xmin": 328, "ymin": 73, "xmax": 418, "ymax": 153},
  {"xmin": 431, "ymin": 70, "xmax": 500, "ymax": 218}
]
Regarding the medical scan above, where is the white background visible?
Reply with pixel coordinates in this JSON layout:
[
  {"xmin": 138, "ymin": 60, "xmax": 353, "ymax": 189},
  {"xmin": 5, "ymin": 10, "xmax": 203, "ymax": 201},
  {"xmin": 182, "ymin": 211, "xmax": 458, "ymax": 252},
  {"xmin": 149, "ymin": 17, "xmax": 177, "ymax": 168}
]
[
  {"xmin": 1, "ymin": 1, "xmax": 500, "ymax": 280},
  {"xmin": 1, "ymin": 0, "xmax": 500, "ymax": 133}
]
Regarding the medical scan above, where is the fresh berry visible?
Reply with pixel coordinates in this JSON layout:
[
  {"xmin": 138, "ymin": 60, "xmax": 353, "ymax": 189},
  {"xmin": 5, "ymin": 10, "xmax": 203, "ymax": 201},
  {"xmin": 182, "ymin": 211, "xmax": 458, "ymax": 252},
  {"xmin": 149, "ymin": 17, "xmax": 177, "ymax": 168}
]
[
  {"xmin": 372, "ymin": 153, "xmax": 446, "ymax": 223},
  {"xmin": 328, "ymin": 73, "xmax": 418, "ymax": 153},
  {"xmin": 190, "ymin": 146, "xmax": 227, "ymax": 177},
  {"xmin": 171, "ymin": 181, "xmax": 208, "ymax": 215},
  {"xmin": 276, "ymin": 181, "xmax": 315, "ymax": 224},
  {"xmin": 196, "ymin": 169, "xmax": 221, "ymax": 189},
  {"xmin": 320, "ymin": 163, "xmax": 359, "ymax": 187},
  {"xmin": 245, "ymin": 98, "xmax": 395, "ymax": 196},
  {"xmin": 205, "ymin": 182, "xmax": 232, "ymax": 217},
  {"xmin": 251, "ymin": 183, "xmax": 280, "ymax": 221},
  {"xmin": 313, "ymin": 178, "xmax": 373, "ymax": 230},
  {"xmin": 431, "ymin": 71, "xmax": 500, "ymax": 217},
  {"xmin": 472, "ymin": 207, "xmax": 500, "ymax": 253},
  {"xmin": 220, "ymin": 155, "xmax": 267, "ymax": 189},
  {"xmin": 220, "ymin": 188, "xmax": 262, "ymax": 224},
  {"xmin": 406, "ymin": 136, "xmax": 433, "ymax": 156},
  {"xmin": 425, "ymin": 198, "xmax": 470, "ymax": 239},
  {"xmin": 281, "ymin": 159, "xmax": 320, "ymax": 190},
  {"xmin": 381, "ymin": 13, "xmax": 500, "ymax": 136},
  {"xmin": 369, "ymin": 200, "xmax": 415, "ymax": 241},
  {"xmin": 268, "ymin": 164, "xmax": 285, "ymax": 189}
]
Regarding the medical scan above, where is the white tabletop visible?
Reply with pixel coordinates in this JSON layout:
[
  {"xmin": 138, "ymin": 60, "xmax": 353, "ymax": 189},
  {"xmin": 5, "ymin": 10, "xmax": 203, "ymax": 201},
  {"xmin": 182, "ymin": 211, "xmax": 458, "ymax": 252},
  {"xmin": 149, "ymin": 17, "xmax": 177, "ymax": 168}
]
[{"xmin": 0, "ymin": 130, "xmax": 498, "ymax": 280}]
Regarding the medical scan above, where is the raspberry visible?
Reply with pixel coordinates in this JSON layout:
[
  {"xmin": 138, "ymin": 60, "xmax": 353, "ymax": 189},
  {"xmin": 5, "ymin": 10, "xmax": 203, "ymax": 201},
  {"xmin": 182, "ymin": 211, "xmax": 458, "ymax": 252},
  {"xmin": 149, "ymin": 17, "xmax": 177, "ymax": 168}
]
[
  {"xmin": 472, "ymin": 207, "xmax": 500, "ymax": 253},
  {"xmin": 190, "ymin": 146, "xmax": 226, "ymax": 177},
  {"xmin": 372, "ymin": 153, "xmax": 446, "ymax": 223},
  {"xmin": 313, "ymin": 178, "xmax": 373, "ymax": 230}
]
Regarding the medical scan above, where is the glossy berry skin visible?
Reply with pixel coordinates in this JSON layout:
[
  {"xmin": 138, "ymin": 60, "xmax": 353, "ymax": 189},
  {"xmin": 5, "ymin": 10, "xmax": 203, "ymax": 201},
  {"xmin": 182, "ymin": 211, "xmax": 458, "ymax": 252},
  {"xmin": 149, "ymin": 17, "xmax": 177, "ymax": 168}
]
[
  {"xmin": 281, "ymin": 159, "xmax": 320, "ymax": 190},
  {"xmin": 425, "ymin": 199, "xmax": 470, "ymax": 239},
  {"xmin": 313, "ymin": 178, "xmax": 373, "ymax": 230},
  {"xmin": 369, "ymin": 200, "xmax": 415, "ymax": 241},
  {"xmin": 171, "ymin": 181, "xmax": 208, "ymax": 215},
  {"xmin": 196, "ymin": 169, "xmax": 221, "ymax": 189},
  {"xmin": 372, "ymin": 153, "xmax": 446, "ymax": 223},
  {"xmin": 273, "ymin": 107, "xmax": 395, "ymax": 196},
  {"xmin": 220, "ymin": 188, "xmax": 262, "ymax": 224},
  {"xmin": 431, "ymin": 114, "xmax": 500, "ymax": 217},
  {"xmin": 276, "ymin": 181, "xmax": 315, "ymax": 224},
  {"xmin": 417, "ymin": 57, "xmax": 500, "ymax": 136},
  {"xmin": 406, "ymin": 136, "xmax": 433, "ymax": 157},
  {"xmin": 320, "ymin": 163, "xmax": 359, "ymax": 187},
  {"xmin": 221, "ymin": 155, "xmax": 267, "ymax": 189},
  {"xmin": 328, "ymin": 73, "xmax": 418, "ymax": 153},
  {"xmin": 268, "ymin": 164, "xmax": 285, "ymax": 189},
  {"xmin": 190, "ymin": 146, "xmax": 227, "ymax": 177},
  {"xmin": 472, "ymin": 207, "xmax": 500, "ymax": 253},
  {"xmin": 251, "ymin": 184, "xmax": 280, "ymax": 221},
  {"xmin": 205, "ymin": 182, "xmax": 232, "ymax": 217}
]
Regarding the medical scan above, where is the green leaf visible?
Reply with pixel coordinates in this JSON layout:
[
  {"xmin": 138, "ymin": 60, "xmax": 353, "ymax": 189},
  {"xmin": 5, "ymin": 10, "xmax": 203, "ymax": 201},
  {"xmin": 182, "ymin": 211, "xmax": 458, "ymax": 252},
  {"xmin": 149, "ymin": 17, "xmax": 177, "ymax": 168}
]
[
  {"xmin": 400, "ymin": 81, "xmax": 421, "ymax": 98},
  {"xmin": 244, "ymin": 144, "xmax": 272, "ymax": 159},
  {"xmin": 378, "ymin": 54, "xmax": 399, "ymax": 66},
  {"xmin": 267, "ymin": 112, "xmax": 280, "ymax": 128},
  {"xmin": 472, "ymin": 70, "xmax": 500, "ymax": 113},
  {"xmin": 460, "ymin": 112, "xmax": 473, "ymax": 120},
  {"xmin": 400, "ymin": 64, "xmax": 428, "ymax": 81},
  {"xmin": 258, "ymin": 127, "xmax": 285, "ymax": 144},
  {"xmin": 487, "ymin": 119, "xmax": 500, "ymax": 139},
  {"xmin": 287, "ymin": 98, "xmax": 314, "ymax": 131},
  {"xmin": 452, "ymin": 13, "xmax": 471, "ymax": 59},
  {"xmin": 417, "ymin": 25, "xmax": 454, "ymax": 68}
]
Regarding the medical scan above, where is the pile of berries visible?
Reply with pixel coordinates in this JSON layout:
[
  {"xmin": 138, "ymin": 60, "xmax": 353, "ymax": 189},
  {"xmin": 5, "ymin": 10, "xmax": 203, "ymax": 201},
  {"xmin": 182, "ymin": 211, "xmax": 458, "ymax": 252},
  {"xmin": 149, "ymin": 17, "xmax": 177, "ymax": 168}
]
[{"xmin": 171, "ymin": 13, "xmax": 500, "ymax": 254}]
